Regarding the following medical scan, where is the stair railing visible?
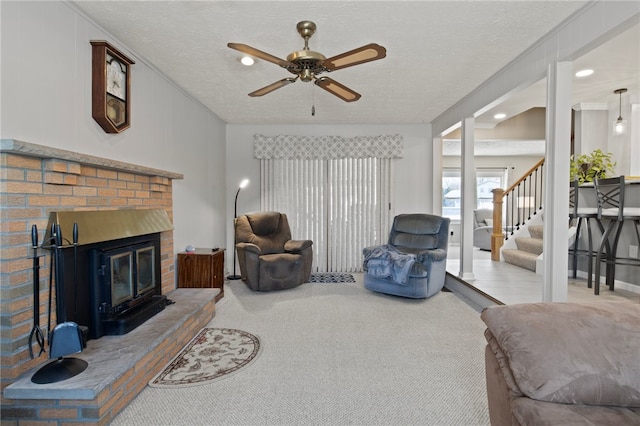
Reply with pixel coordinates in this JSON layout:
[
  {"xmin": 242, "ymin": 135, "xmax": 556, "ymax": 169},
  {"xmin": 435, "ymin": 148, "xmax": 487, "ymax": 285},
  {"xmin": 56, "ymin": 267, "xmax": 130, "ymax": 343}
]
[{"xmin": 490, "ymin": 158, "xmax": 545, "ymax": 261}]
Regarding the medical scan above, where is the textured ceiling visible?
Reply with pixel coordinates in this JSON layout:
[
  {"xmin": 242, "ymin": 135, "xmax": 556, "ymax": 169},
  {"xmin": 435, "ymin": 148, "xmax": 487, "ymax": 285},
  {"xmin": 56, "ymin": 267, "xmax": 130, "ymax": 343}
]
[{"xmin": 71, "ymin": 1, "xmax": 610, "ymax": 125}]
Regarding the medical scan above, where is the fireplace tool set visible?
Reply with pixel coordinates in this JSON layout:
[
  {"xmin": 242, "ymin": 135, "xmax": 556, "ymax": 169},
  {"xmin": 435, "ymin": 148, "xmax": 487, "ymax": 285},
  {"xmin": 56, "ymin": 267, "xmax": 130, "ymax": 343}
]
[{"xmin": 30, "ymin": 222, "xmax": 88, "ymax": 384}]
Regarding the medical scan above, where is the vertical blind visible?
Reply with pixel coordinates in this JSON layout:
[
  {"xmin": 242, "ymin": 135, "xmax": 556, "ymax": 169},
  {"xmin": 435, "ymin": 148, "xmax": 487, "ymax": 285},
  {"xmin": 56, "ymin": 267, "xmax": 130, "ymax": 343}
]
[{"xmin": 255, "ymin": 134, "xmax": 402, "ymax": 273}]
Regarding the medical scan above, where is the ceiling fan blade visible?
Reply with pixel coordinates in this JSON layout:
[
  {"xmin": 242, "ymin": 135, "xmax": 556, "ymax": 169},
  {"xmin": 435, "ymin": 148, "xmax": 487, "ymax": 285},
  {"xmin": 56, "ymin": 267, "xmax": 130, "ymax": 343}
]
[
  {"xmin": 323, "ymin": 43, "xmax": 386, "ymax": 71},
  {"xmin": 315, "ymin": 77, "xmax": 361, "ymax": 102},
  {"xmin": 227, "ymin": 43, "xmax": 294, "ymax": 68},
  {"xmin": 248, "ymin": 78, "xmax": 297, "ymax": 97}
]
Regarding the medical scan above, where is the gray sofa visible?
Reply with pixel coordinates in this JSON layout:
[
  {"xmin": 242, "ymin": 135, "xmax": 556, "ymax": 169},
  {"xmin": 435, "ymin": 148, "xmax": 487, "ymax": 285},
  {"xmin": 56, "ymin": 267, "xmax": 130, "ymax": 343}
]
[{"xmin": 481, "ymin": 301, "xmax": 640, "ymax": 425}]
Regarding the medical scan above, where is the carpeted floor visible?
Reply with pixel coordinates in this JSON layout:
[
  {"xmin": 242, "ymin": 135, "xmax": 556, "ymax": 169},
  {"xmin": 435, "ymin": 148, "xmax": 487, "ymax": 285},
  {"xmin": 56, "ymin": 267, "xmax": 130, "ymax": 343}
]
[{"xmin": 112, "ymin": 274, "xmax": 490, "ymax": 425}]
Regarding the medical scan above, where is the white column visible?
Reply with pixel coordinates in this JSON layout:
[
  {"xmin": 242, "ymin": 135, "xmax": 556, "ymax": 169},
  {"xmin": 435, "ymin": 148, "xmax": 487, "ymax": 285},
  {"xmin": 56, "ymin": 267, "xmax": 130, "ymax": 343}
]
[
  {"xmin": 432, "ymin": 136, "xmax": 443, "ymax": 215},
  {"xmin": 543, "ymin": 61, "xmax": 572, "ymax": 302},
  {"xmin": 459, "ymin": 117, "xmax": 476, "ymax": 281}
]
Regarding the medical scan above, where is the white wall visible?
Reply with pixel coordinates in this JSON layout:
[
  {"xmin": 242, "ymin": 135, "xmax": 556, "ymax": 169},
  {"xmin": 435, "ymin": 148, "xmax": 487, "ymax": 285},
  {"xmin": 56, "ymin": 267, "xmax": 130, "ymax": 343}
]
[
  {"xmin": 0, "ymin": 1, "xmax": 227, "ymax": 257},
  {"xmin": 574, "ymin": 108, "xmax": 609, "ymax": 156},
  {"xmin": 225, "ymin": 124, "xmax": 432, "ymax": 266}
]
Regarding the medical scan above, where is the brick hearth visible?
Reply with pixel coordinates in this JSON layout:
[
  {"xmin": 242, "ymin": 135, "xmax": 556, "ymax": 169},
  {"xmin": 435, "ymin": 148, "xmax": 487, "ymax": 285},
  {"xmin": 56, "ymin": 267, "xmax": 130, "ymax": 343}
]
[{"xmin": 3, "ymin": 289, "xmax": 217, "ymax": 424}]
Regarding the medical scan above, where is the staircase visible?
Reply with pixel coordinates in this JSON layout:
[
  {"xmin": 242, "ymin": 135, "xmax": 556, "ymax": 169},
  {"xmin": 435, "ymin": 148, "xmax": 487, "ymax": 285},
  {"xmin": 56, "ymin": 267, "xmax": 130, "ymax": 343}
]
[{"xmin": 502, "ymin": 224, "xmax": 543, "ymax": 272}]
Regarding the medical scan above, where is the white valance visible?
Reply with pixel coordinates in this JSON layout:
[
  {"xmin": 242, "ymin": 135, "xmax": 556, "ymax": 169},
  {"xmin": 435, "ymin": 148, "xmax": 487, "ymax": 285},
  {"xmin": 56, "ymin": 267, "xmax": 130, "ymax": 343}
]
[{"xmin": 253, "ymin": 134, "xmax": 403, "ymax": 160}]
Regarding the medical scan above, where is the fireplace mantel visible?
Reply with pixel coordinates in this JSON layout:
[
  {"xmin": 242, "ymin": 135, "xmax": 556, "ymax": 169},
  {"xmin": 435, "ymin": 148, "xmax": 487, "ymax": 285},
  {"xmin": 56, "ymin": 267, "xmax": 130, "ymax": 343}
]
[
  {"xmin": 45, "ymin": 209, "xmax": 174, "ymax": 246},
  {"xmin": 1, "ymin": 139, "xmax": 183, "ymax": 180}
]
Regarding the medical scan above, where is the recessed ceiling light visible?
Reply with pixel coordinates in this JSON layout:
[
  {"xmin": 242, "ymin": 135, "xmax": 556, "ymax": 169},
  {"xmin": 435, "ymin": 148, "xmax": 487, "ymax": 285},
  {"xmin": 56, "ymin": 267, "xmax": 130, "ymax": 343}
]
[
  {"xmin": 241, "ymin": 56, "xmax": 255, "ymax": 66},
  {"xmin": 575, "ymin": 69, "xmax": 594, "ymax": 77},
  {"xmin": 494, "ymin": 113, "xmax": 506, "ymax": 119}
]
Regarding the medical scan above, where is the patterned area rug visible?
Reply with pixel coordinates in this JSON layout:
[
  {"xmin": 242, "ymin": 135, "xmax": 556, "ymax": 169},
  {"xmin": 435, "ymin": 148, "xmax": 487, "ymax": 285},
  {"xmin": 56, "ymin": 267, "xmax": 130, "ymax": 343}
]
[
  {"xmin": 149, "ymin": 328, "xmax": 261, "ymax": 388},
  {"xmin": 309, "ymin": 273, "xmax": 356, "ymax": 283}
]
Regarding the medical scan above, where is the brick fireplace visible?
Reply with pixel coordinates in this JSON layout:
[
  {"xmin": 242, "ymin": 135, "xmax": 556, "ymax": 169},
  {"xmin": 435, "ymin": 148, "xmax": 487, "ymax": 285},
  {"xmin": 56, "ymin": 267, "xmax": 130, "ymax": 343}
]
[{"xmin": 0, "ymin": 140, "xmax": 218, "ymax": 424}]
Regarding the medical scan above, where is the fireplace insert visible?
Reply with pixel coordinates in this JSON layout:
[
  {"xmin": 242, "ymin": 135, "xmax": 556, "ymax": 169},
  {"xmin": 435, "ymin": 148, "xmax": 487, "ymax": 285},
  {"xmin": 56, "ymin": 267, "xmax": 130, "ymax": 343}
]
[
  {"xmin": 88, "ymin": 235, "xmax": 166, "ymax": 339},
  {"xmin": 95, "ymin": 243, "xmax": 155, "ymax": 315}
]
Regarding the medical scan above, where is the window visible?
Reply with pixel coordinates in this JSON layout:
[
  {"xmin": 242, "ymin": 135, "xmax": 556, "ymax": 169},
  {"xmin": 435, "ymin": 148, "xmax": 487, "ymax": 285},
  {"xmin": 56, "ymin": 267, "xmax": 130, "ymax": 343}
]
[{"xmin": 442, "ymin": 168, "xmax": 507, "ymax": 220}]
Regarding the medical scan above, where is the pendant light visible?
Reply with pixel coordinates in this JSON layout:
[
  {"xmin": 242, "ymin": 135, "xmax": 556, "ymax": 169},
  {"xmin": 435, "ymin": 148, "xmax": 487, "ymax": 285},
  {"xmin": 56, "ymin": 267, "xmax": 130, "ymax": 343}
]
[{"xmin": 613, "ymin": 88, "xmax": 627, "ymax": 135}]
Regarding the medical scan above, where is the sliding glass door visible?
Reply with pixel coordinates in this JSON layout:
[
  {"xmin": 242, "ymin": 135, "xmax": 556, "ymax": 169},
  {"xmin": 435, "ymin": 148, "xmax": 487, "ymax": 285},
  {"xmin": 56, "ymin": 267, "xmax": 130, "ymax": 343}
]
[{"xmin": 261, "ymin": 157, "xmax": 392, "ymax": 272}]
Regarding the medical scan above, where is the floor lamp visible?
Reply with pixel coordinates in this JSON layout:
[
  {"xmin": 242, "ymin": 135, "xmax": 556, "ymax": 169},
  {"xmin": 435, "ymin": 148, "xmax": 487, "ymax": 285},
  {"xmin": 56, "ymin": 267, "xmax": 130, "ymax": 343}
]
[{"xmin": 227, "ymin": 178, "xmax": 249, "ymax": 280}]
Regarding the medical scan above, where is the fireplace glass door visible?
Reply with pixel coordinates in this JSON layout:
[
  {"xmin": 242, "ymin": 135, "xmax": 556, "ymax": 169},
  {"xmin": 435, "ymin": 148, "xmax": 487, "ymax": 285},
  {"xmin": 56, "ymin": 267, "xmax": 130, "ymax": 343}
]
[
  {"xmin": 136, "ymin": 246, "xmax": 155, "ymax": 295},
  {"xmin": 111, "ymin": 252, "xmax": 133, "ymax": 306}
]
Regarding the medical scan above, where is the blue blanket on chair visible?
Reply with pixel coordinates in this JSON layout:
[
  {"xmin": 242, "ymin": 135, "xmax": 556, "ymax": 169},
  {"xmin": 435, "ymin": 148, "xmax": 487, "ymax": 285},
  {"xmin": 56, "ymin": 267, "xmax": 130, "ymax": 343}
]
[{"xmin": 363, "ymin": 245, "xmax": 416, "ymax": 284}]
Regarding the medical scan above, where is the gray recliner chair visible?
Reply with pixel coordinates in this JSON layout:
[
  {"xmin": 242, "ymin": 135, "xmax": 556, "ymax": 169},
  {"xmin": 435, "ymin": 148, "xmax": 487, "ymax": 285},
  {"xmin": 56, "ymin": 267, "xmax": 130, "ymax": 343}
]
[
  {"xmin": 363, "ymin": 213, "xmax": 450, "ymax": 299},
  {"xmin": 473, "ymin": 209, "xmax": 493, "ymax": 251},
  {"xmin": 235, "ymin": 211, "xmax": 313, "ymax": 291}
]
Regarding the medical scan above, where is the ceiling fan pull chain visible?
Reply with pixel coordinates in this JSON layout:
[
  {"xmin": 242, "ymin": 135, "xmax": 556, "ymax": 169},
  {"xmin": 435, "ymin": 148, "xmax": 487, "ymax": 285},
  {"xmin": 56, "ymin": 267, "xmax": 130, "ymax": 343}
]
[{"xmin": 311, "ymin": 83, "xmax": 316, "ymax": 117}]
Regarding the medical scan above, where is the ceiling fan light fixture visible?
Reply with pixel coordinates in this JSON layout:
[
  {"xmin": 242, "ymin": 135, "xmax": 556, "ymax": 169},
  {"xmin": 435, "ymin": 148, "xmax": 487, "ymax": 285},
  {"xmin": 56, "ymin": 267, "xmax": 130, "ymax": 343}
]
[
  {"xmin": 613, "ymin": 88, "xmax": 627, "ymax": 136},
  {"xmin": 300, "ymin": 69, "xmax": 314, "ymax": 82}
]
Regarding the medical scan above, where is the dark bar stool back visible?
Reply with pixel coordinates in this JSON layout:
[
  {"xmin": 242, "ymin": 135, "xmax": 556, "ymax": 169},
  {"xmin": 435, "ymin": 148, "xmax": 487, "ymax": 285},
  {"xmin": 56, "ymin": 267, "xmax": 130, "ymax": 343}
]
[
  {"xmin": 569, "ymin": 179, "xmax": 603, "ymax": 289},
  {"xmin": 593, "ymin": 176, "xmax": 640, "ymax": 295}
]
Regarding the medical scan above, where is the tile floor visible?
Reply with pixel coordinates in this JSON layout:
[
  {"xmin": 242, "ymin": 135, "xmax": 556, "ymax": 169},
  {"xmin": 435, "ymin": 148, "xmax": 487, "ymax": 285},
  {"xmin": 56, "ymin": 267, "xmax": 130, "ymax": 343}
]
[{"xmin": 446, "ymin": 245, "xmax": 639, "ymax": 305}]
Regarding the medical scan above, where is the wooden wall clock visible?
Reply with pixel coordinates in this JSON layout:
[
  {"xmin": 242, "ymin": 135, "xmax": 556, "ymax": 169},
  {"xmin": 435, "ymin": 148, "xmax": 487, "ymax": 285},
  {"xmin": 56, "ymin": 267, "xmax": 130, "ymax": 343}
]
[{"xmin": 90, "ymin": 41, "xmax": 135, "ymax": 133}]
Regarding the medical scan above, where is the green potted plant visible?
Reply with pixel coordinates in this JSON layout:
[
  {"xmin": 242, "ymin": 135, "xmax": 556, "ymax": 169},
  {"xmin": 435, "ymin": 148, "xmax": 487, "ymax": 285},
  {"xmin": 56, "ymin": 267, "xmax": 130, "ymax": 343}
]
[{"xmin": 570, "ymin": 149, "xmax": 616, "ymax": 184}]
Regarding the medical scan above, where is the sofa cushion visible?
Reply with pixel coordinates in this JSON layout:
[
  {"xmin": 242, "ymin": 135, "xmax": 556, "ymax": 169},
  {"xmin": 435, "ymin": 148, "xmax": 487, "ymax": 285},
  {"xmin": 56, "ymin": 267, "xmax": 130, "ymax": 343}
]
[
  {"xmin": 239, "ymin": 212, "xmax": 292, "ymax": 254},
  {"xmin": 392, "ymin": 233, "xmax": 439, "ymax": 250},
  {"xmin": 393, "ymin": 214, "xmax": 443, "ymax": 234},
  {"xmin": 481, "ymin": 302, "xmax": 640, "ymax": 407},
  {"xmin": 512, "ymin": 397, "xmax": 640, "ymax": 426},
  {"xmin": 484, "ymin": 329, "xmax": 523, "ymax": 398},
  {"xmin": 390, "ymin": 214, "xmax": 443, "ymax": 249}
]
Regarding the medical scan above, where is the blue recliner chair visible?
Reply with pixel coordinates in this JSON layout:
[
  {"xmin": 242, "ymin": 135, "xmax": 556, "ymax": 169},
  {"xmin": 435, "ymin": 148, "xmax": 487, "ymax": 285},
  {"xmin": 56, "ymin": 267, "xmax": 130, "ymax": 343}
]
[{"xmin": 363, "ymin": 214, "xmax": 450, "ymax": 299}]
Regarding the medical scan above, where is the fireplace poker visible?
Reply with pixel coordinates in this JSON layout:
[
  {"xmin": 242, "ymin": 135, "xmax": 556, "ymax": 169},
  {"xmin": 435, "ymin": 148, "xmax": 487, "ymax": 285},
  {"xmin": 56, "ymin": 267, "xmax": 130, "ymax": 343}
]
[
  {"xmin": 72, "ymin": 223, "xmax": 79, "ymax": 322},
  {"xmin": 46, "ymin": 223, "xmax": 55, "ymax": 346},
  {"xmin": 53, "ymin": 224, "xmax": 66, "ymax": 321},
  {"xmin": 46, "ymin": 223, "xmax": 68, "ymax": 344},
  {"xmin": 54, "ymin": 224, "xmax": 69, "ymax": 324},
  {"xmin": 28, "ymin": 224, "xmax": 46, "ymax": 359}
]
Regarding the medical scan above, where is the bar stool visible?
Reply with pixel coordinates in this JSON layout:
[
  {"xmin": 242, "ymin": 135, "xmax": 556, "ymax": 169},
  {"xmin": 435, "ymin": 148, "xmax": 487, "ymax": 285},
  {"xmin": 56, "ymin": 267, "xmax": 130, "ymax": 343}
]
[
  {"xmin": 568, "ymin": 179, "xmax": 603, "ymax": 288},
  {"xmin": 593, "ymin": 176, "xmax": 640, "ymax": 295}
]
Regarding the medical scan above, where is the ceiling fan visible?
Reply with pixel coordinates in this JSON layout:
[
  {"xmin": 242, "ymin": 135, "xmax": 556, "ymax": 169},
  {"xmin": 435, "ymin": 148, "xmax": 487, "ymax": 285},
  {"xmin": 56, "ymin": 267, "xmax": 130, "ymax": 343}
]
[{"xmin": 228, "ymin": 21, "xmax": 386, "ymax": 102}]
